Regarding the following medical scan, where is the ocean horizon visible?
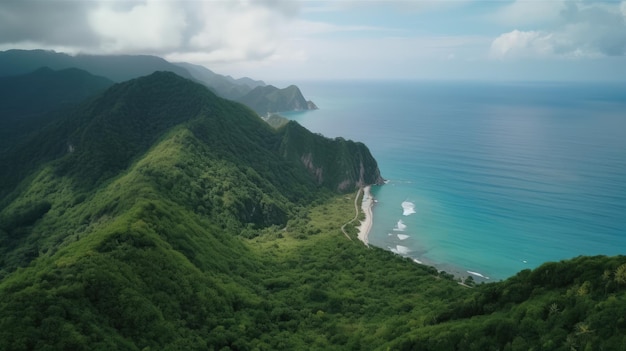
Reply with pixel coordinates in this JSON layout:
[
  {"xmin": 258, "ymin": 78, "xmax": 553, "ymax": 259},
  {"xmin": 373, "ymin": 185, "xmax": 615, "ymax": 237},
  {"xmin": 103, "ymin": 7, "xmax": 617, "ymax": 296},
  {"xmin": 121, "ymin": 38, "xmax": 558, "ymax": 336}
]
[{"xmin": 281, "ymin": 80, "xmax": 626, "ymax": 281}]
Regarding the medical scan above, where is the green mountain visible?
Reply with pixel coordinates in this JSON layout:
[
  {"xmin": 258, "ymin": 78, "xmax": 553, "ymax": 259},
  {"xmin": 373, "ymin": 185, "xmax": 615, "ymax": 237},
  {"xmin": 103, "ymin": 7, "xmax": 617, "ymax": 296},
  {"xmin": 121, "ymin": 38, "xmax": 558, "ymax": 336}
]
[
  {"xmin": 0, "ymin": 70, "xmax": 381, "ymax": 269},
  {"xmin": 0, "ymin": 50, "xmax": 317, "ymax": 116},
  {"xmin": 0, "ymin": 71, "xmax": 624, "ymax": 351},
  {"xmin": 0, "ymin": 67, "xmax": 113, "ymax": 151},
  {"xmin": 175, "ymin": 63, "xmax": 318, "ymax": 116},
  {"xmin": 237, "ymin": 84, "xmax": 319, "ymax": 116},
  {"xmin": 0, "ymin": 49, "xmax": 192, "ymax": 82}
]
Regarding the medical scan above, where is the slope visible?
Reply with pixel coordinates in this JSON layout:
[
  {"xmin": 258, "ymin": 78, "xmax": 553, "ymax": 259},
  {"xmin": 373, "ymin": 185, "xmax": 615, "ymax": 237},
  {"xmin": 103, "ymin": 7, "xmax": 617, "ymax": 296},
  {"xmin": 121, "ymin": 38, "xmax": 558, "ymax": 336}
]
[
  {"xmin": 0, "ymin": 70, "xmax": 624, "ymax": 351},
  {"xmin": 279, "ymin": 121, "xmax": 384, "ymax": 191},
  {"xmin": 0, "ymin": 66, "xmax": 113, "ymax": 151},
  {"xmin": 0, "ymin": 71, "xmax": 380, "ymax": 274}
]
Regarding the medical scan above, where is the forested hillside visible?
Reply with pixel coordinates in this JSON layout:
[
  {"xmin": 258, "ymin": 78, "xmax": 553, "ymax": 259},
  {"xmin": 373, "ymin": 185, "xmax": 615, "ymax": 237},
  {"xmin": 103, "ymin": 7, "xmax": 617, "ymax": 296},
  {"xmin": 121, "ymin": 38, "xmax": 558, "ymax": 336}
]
[
  {"xmin": 0, "ymin": 70, "xmax": 624, "ymax": 351},
  {"xmin": 0, "ymin": 50, "xmax": 317, "ymax": 116},
  {"xmin": 0, "ymin": 66, "xmax": 113, "ymax": 151}
]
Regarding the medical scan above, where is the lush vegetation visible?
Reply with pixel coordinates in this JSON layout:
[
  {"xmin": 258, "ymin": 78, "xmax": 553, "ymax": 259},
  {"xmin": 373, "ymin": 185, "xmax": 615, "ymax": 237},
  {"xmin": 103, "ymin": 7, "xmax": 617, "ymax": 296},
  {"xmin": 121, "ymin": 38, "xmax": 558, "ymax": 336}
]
[
  {"xmin": 0, "ymin": 50, "xmax": 315, "ymax": 117},
  {"xmin": 0, "ymin": 70, "xmax": 624, "ymax": 350},
  {"xmin": 0, "ymin": 66, "xmax": 113, "ymax": 152}
]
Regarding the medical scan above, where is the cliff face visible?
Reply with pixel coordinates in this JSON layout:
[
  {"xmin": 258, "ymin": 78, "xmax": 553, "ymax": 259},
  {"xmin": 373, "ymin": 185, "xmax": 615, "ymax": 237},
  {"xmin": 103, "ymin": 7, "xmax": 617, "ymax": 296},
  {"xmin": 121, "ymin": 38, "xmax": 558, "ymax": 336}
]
[{"xmin": 278, "ymin": 121, "xmax": 384, "ymax": 192}]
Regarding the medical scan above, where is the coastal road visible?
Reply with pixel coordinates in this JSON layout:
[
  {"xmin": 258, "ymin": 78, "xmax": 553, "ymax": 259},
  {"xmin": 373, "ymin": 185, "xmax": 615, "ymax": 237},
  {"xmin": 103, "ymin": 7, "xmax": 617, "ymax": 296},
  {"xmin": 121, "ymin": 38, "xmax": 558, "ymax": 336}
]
[{"xmin": 340, "ymin": 187, "xmax": 363, "ymax": 241}]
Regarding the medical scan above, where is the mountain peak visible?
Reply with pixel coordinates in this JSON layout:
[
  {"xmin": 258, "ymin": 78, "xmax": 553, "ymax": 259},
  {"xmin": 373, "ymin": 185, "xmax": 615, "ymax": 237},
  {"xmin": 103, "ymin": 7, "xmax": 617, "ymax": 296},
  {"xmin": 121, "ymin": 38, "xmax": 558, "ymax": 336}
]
[{"xmin": 237, "ymin": 84, "xmax": 318, "ymax": 115}]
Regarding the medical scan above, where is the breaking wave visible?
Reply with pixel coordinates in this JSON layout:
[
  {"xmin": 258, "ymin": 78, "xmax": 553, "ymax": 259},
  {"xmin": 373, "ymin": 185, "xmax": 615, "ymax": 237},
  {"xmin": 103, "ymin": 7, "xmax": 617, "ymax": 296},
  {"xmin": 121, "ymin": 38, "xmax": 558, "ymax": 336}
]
[
  {"xmin": 467, "ymin": 271, "xmax": 490, "ymax": 280},
  {"xmin": 390, "ymin": 245, "xmax": 411, "ymax": 255},
  {"xmin": 402, "ymin": 201, "xmax": 416, "ymax": 216},
  {"xmin": 393, "ymin": 219, "xmax": 407, "ymax": 231}
]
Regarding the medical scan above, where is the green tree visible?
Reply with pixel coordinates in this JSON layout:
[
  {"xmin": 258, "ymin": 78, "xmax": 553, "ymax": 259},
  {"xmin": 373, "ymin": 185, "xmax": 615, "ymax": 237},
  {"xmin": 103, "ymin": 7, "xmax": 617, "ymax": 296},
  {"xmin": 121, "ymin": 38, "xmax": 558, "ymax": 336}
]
[{"xmin": 615, "ymin": 263, "xmax": 626, "ymax": 285}]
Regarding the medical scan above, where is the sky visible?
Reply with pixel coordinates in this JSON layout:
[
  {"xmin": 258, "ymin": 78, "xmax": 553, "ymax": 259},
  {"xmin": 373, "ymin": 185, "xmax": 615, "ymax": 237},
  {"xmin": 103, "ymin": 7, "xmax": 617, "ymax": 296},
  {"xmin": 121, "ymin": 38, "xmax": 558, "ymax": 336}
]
[{"xmin": 1, "ymin": 0, "xmax": 625, "ymax": 81}]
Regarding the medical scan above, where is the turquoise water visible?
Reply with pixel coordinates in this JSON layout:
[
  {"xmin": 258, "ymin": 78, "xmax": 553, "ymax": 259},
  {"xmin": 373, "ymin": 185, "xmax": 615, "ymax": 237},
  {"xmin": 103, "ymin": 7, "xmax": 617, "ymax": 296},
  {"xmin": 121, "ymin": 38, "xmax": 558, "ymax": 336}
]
[{"xmin": 281, "ymin": 81, "xmax": 626, "ymax": 280}]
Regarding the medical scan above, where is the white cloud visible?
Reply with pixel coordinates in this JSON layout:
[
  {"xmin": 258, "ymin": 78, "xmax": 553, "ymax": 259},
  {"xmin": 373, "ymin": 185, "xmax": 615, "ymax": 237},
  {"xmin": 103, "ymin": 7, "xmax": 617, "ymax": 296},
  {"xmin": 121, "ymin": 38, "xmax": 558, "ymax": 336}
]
[
  {"xmin": 89, "ymin": 0, "xmax": 187, "ymax": 53},
  {"xmin": 1, "ymin": 0, "xmax": 300, "ymax": 62},
  {"xmin": 289, "ymin": 19, "xmax": 389, "ymax": 37},
  {"xmin": 491, "ymin": 1, "xmax": 626, "ymax": 59},
  {"xmin": 333, "ymin": 0, "xmax": 471, "ymax": 13},
  {"xmin": 490, "ymin": 30, "xmax": 556, "ymax": 59},
  {"xmin": 185, "ymin": 3, "xmax": 288, "ymax": 62},
  {"xmin": 212, "ymin": 33, "xmax": 491, "ymax": 80},
  {"xmin": 491, "ymin": 0, "xmax": 566, "ymax": 27}
]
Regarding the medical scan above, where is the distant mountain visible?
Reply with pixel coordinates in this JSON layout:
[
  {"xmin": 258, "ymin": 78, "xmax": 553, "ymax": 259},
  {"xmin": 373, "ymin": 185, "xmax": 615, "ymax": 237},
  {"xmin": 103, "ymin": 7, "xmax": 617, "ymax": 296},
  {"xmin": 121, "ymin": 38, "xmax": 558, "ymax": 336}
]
[
  {"xmin": 0, "ymin": 66, "xmax": 113, "ymax": 151},
  {"xmin": 0, "ymin": 50, "xmax": 317, "ymax": 115},
  {"xmin": 175, "ymin": 63, "xmax": 319, "ymax": 116},
  {"xmin": 175, "ymin": 62, "xmax": 265, "ymax": 100},
  {"xmin": 238, "ymin": 84, "xmax": 318, "ymax": 116},
  {"xmin": 0, "ymin": 49, "xmax": 192, "ymax": 82}
]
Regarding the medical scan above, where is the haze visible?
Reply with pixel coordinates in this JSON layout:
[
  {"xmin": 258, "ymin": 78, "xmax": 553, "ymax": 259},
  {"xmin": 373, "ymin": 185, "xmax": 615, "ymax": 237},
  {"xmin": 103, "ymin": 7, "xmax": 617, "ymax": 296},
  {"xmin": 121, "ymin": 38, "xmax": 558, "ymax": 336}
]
[{"xmin": 1, "ymin": 0, "xmax": 625, "ymax": 81}]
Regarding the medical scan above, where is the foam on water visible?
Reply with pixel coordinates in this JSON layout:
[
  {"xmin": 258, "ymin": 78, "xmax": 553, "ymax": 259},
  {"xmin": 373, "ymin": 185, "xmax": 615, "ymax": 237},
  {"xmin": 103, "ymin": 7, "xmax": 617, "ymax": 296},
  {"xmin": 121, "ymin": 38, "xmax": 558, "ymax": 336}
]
[
  {"xmin": 397, "ymin": 234, "xmax": 410, "ymax": 240},
  {"xmin": 393, "ymin": 220, "xmax": 406, "ymax": 231},
  {"xmin": 396, "ymin": 245, "xmax": 410, "ymax": 255},
  {"xmin": 467, "ymin": 271, "xmax": 490, "ymax": 280},
  {"xmin": 402, "ymin": 201, "xmax": 416, "ymax": 216},
  {"xmin": 282, "ymin": 80, "xmax": 626, "ymax": 280}
]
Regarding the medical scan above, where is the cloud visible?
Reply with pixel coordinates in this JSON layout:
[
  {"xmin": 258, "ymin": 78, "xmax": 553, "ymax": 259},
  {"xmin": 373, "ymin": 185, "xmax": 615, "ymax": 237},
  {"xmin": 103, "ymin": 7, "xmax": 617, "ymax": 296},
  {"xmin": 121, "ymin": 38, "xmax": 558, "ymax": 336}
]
[
  {"xmin": 0, "ymin": 0, "xmax": 99, "ymax": 51},
  {"xmin": 0, "ymin": 0, "xmax": 299, "ymax": 62},
  {"xmin": 182, "ymin": 1, "xmax": 294, "ymax": 62},
  {"xmin": 335, "ymin": 0, "xmax": 471, "ymax": 12},
  {"xmin": 491, "ymin": 0, "xmax": 566, "ymax": 27},
  {"xmin": 289, "ymin": 19, "xmax": 393, "ymax": 37},
  {"xmin": 491, "ymin": 0, "xmax": 626, "ymax": 59},
  {"xmin": 490, "ymin": 30, "xmax": 555, "ymax": 59},
  {"xmin": 89, "ymin": 0, "xmax": 187, "ymax": 53}
]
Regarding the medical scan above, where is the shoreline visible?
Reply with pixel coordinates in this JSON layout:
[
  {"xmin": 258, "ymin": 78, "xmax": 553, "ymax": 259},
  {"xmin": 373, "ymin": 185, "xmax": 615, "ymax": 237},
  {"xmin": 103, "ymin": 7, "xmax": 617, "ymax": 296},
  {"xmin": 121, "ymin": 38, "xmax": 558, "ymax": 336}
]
[
  {"xmin": 356, "ymin": 185, "xmax": 490, "ymax": 283},
  {"xmin": 355, "ymin": 185, "xmax": 491, "ymax": 284},
  {"xmin": 357, "ymin": 185, "xmax": 374, "ymax": 246}
]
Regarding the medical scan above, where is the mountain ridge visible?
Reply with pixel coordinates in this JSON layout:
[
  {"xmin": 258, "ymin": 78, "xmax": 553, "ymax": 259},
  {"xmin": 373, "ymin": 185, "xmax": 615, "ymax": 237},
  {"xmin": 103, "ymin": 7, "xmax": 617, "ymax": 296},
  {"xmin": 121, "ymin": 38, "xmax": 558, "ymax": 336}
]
[
  {"xmin": 174, "ymin": 61, "xmax": 265, "ymax": 100},
  {"xmin": 0, "ymin": 50, "xmax": 317, "ymax": 116},
  {"xmin": 0, "ymin": 71, "xmax": 381, "ymax": 234},
  {"xmin": 0, "ymin": 59, "xmax": 624, "ymax": 351},
  {"xmin": 0, "ymin": 66, "xmax": 113, "ymax": 151}
]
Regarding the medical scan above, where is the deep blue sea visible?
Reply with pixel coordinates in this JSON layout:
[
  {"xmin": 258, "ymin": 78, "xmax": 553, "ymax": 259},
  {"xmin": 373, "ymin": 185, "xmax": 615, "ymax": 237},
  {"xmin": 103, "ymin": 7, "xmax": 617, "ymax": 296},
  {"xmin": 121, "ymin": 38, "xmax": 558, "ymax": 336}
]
[{"xmin": 281, "ymin": 81, "xmax": 626, "ymax": 280}]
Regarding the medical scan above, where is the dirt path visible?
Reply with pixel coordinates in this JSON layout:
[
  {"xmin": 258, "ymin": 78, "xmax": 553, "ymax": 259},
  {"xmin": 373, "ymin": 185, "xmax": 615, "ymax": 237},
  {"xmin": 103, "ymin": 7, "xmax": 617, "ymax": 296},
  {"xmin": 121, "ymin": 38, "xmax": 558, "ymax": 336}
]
[{"xmin": 340, "ymin": 187, "xmax": 363, "ymax": 241}]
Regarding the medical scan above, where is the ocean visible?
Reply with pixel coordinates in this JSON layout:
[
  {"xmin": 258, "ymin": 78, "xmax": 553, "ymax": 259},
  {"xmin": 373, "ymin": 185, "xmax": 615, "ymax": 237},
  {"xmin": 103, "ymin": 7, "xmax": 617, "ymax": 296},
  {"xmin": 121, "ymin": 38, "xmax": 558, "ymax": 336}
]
[{"xmin": 280, "ymin": 80, "xmax": 626, "ymax": 281}]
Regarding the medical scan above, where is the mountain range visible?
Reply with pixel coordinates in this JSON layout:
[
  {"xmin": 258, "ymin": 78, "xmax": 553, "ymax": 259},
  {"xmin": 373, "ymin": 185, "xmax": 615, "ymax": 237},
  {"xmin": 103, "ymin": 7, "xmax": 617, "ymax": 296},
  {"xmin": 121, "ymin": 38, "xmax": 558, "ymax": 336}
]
[
  {"xmin": 0, "ymin": 49, "xmax": 317, "ymax": 116},
  {"xmin": 0, "ymin": 50, "xmax": 624, "ymax": 350}
]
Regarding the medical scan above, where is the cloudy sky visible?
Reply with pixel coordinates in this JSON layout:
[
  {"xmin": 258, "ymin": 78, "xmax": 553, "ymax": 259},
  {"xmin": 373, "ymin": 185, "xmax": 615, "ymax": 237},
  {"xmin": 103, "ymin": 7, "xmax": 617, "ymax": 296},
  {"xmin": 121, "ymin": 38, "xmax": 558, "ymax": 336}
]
[{"xmin": 1, "ymin": 0, "xmax": 625, "ymax": 81}]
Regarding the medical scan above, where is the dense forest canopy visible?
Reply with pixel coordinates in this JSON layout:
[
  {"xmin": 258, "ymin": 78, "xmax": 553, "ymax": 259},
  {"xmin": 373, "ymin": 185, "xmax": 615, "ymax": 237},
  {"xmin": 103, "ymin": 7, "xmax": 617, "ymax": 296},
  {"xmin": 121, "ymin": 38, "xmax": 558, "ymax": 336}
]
[{"xmin": 0, "ymin": 57, "xmax": 624, "ymax": 350}]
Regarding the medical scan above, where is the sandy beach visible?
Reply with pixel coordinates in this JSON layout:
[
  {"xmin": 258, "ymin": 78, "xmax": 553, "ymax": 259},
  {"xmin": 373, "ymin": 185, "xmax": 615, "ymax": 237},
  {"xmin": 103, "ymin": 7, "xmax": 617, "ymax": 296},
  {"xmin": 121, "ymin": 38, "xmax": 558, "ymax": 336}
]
[{"xmin": 357, "ymin": 186, "xmax": 374, "ymax": 246}]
